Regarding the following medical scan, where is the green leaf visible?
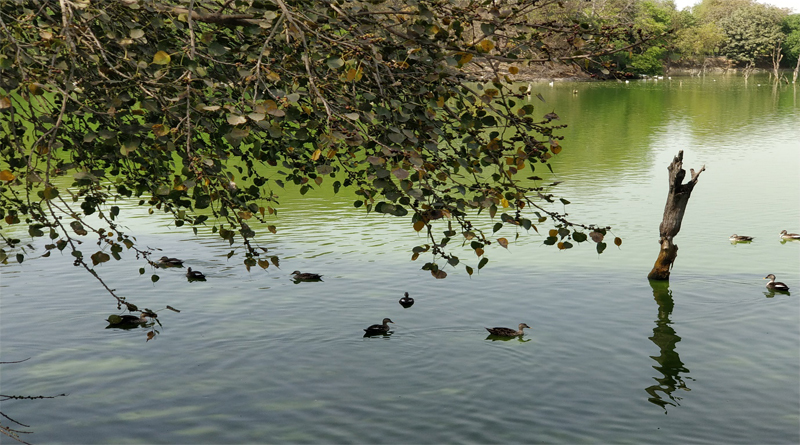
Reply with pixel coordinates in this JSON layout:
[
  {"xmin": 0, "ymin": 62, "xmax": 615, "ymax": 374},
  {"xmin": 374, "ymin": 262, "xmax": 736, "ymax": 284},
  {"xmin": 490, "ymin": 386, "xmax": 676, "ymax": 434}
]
[
  {"xmin": 120, "ymin": 138, "xmax": 139, "ymax": 156},
  {"xmin": 208, "ymin": 41, "xmax": 228, "ymax": 56},
  {"xmin": 326, "ymin": 57, "xmax": 344, "ymax": 69}
]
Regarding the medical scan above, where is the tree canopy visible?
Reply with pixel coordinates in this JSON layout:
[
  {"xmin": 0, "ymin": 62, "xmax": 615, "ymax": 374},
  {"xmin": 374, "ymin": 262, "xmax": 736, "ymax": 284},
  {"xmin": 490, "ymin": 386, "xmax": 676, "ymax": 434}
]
[{"xmin": 0, "ymin": 0, "xmax": 655, "ymax": 312}]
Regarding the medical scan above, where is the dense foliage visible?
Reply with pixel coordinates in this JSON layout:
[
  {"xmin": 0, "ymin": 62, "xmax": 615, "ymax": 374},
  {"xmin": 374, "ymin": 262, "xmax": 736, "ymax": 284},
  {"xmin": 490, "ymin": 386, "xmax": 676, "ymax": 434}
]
[{"xmin": 1, "ymin": 0, "xmax": 652, "ymax": 308}]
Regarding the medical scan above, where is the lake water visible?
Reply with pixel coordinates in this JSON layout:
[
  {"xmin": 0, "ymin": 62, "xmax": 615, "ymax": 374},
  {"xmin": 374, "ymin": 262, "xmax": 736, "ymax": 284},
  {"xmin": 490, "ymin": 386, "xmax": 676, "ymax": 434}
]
[{"xmin": 1, "ymin": 74, "xmax": 799, "ymax": 444}]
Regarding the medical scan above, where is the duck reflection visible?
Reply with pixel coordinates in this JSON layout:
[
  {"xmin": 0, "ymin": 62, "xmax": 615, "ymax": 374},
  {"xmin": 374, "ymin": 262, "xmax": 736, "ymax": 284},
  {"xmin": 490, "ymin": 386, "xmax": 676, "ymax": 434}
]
[
  {"xmin": 484, "ymin": 334, "xmax": 531, "ymax": 343},
  {"xmin": 763, "ymin": 289, "xmax": 791, "ymax": 298},
  {"xmin": 363, "ymin": 331, "xmax": 393, "ymax": 338},
  {"xmin": 645, "ymin": 281, "xmax": 692, "ymax": 411}
]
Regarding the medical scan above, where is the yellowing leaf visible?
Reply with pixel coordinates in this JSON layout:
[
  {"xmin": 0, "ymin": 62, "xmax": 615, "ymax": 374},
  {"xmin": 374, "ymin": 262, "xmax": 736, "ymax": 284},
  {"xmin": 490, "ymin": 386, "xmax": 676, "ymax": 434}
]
[
  {"xmin": 497, "ymin": 238, "xmax": 509, "ymax": 249},
  {"xmin": 478, "ymin": 40, "xmax": 495, "ymax": 52},
  {"xmin": 0, "ymin": 96, "xmax": 12, "ymax": 110},
  {"xmin": 508, "ymin": 66, "xmax": 519, "ymax": 74},
  {"xmin": 267, "ymin": 225, "xmax": 277, "ymax": 234},
  {"xmin": 152, "ymin": 51, "xmax": 171, "ymax": 65},
  {"xmin": 265, "ymin": 71, "xmax": 281, "ymax": 82},
  {"xmin": 152, "ymin": 124, "xmax": 169, "ymax": 137},
  {"xmin": 475, "ymin": 248, "xmax": 484, "ymax": 257},
  {"xmin": 458, "ymin": 53, "xmax": 473, "ymax": 66},
  {"xmin": 500, "ymin": 198, "xmax": 509, "ymax": 208},
  {"xmin": 614, "ymin": 237, "xmax": 622, "ymax": 247},
  {"xmin": 227, "ymin": 114, "xmax": 246, "ymax": 125},
  {"xmin": 28, "ymin": 83, "xmax": 44, "ymax": 96},
  {"xmin": 43, "ymin": 186, "xmax": 59, "ymax": 200},
  {"xmin": 311, "ymin": 149, "xmax": 322, "ymax": 161},
  {"xmin": 413, "ymin": 220, "xmax": 425, "ymax": 232},
  {"xmin": 91, "ymin": 251, "xmax": 111, "ymax": 265},
  {"xmin": 0, "ymin": 170, "xmax": 15, "ymax": 181},
  {"xmin": 549, "ymin": 229, "xmax": 558, "ymax": 237}
]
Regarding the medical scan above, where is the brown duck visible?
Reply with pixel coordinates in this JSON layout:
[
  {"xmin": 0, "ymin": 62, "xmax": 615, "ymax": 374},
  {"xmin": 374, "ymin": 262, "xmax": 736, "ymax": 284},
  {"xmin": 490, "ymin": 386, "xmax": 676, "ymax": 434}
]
[
  {"xmin": 485, "ymin": 323, "xmax": 531, "ymax": 337},
  {"xmin": 764, "ymin": 274, "xmax": 790, "ymax": 291},
  {"xmin": 364, "ymin": 318, "xmax": 394, "ymax": 335}
]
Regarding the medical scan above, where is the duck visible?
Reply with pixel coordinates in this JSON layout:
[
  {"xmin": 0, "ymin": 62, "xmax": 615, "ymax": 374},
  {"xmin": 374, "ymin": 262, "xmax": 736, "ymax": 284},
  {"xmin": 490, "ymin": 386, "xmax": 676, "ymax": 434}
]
[
  {"xmin": 485, "ymin": 323, "xmax": 531, "ymax": 337},
  {"xmin": 158, "ymin": 256, "xmax": 184, "ymax": 267},
  {"xmin": 780, "ymin": 230, "xmax": 800, "ymax": 240},
  {"xmin": 399, "ymin": 292, "xmax": 414, "ymax": 308},
  {"xmin": 764, "ymin": 274, "xmax": 790, "ymax": 291},
  {"xmin": 106, "ymin": 313, "xmax": 148, "ymax": 326},
  {"xmin": 729, "ymin": 234, "xmax": 754, "ymax": 242},
  {"xmin": 291, "ymin": 270, "xmax": 323, "ymax": 281},
  {"xmin": 186, "ymin": 267, "xmax": 206, "ymax": 280},
  {"xmin": 364, "ymin": 318, "xmax": 394, "ymax": 335}
]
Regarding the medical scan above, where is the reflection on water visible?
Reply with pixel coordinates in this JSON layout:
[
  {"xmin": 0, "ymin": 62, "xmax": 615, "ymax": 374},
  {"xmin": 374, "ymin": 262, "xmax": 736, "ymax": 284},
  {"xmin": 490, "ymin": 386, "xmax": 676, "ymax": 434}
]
[
  {"xmin": 763, "ymin": 289, "xmax": 791, "ymax": 298},
  {"xmin": 484, "ymin": 335, "xmax": 532, "ymax": 343},
  {"xmin": 646, "ymin": 281, "xmax": 692, "ymax": 411}
]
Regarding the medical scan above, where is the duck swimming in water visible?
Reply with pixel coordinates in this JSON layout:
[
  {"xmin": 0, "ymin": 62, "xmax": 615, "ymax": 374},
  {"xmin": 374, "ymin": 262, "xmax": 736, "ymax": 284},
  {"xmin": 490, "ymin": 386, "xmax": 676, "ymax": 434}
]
[
  {"xmin": 764, "ymin": 274, "xmax": 790, "ymax": 291},
  {"xmin": 729, "ymin": 234, "xmax": 754, "ymax": 242},
  {"xmin": 158, "ymin": 256, "xmax": 184, "ymax": 267},
  {"xmin": 399, "ymin": 292, "xmax": 414, "ymax": 308},
  {"xmin": 485, "ymin": 323, "xmax": 531, "ymax": 337},
  {"xmin": 186, "ymin": 267, "xmax": 206, "ymax": 281},
  {"xmin": 106, "ymin": 313, "xmax": 148, "ymax": 327},
  {"xmin": 364, "ymin": 318, "xmax": 394, "ymax": 335},
  {"xmin": 291, "ymin": 270, "xmax": 323, "ymax": 281},
  {"xmin": 779, "ymin": 230, "xmax": 800, "ymax": 240}
]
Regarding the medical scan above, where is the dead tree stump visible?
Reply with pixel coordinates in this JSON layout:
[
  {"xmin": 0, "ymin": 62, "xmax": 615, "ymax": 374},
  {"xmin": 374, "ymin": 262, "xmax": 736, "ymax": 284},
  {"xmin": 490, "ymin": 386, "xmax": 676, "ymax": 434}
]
[{"xmin": 648, "ymin": 151, "xmax": 705, "ymax": 280}]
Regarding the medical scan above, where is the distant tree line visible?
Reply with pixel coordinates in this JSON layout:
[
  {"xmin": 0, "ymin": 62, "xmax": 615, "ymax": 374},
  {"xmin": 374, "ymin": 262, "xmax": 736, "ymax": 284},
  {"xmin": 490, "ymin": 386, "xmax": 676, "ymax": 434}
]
[{"xmin": 536, "ymin": 0, "xmax": 800, "ymax": 79}]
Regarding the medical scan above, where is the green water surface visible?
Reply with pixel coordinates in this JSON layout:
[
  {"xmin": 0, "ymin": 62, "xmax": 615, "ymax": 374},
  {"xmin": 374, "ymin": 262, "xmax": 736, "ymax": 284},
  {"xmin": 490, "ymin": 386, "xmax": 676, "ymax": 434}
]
[{"xmin": 1, "ymin": 74, "xmax": 798, "ymax": 444}]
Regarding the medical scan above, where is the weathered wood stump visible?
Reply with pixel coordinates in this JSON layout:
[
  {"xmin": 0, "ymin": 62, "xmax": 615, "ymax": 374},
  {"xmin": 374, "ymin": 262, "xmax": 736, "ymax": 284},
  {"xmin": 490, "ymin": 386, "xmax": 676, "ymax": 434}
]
[{"xmin": 648, "ymin": 151, "xmax": 705, "ymax": 280}]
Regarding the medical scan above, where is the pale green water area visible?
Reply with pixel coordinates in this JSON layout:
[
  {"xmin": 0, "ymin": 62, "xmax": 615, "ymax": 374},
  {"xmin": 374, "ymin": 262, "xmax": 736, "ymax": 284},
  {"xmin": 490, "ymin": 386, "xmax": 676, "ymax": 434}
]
[{"xmin": 2, "ymin": 74, "xmax": 799, "ymax": 443}]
